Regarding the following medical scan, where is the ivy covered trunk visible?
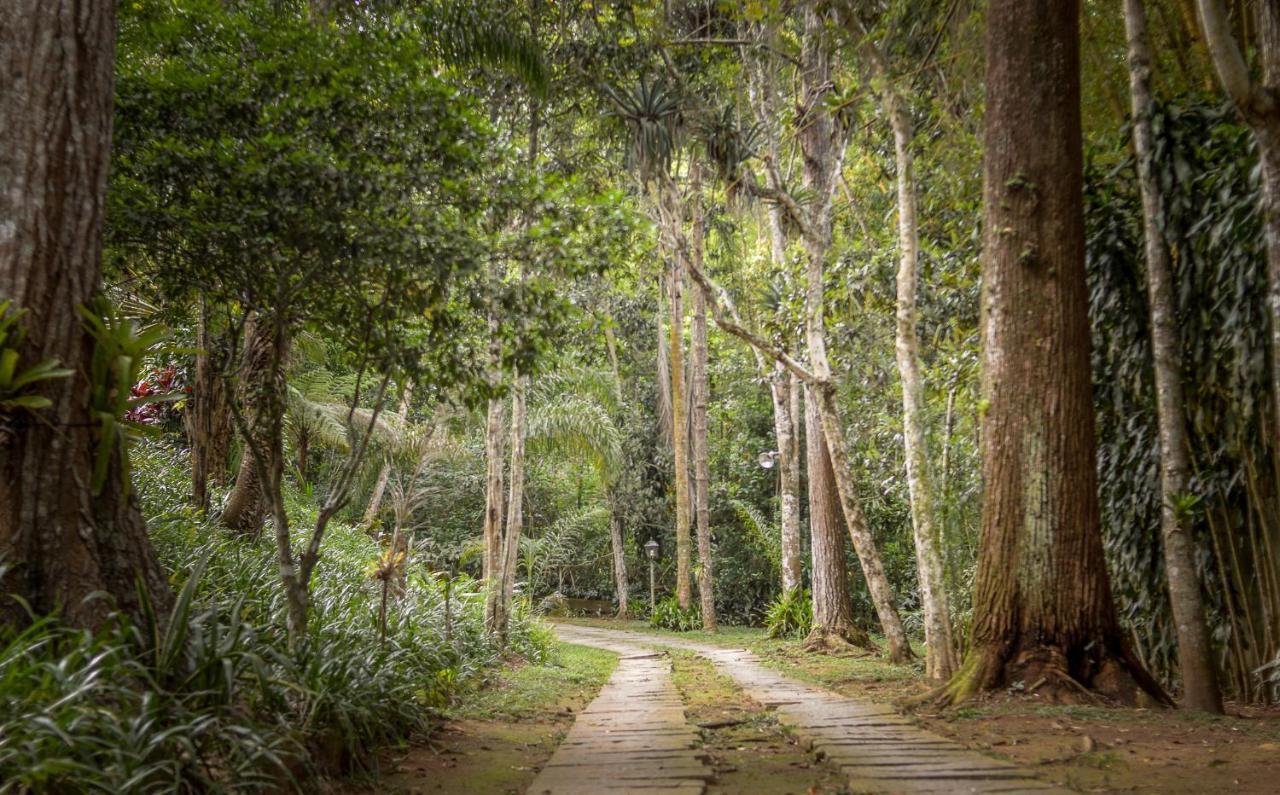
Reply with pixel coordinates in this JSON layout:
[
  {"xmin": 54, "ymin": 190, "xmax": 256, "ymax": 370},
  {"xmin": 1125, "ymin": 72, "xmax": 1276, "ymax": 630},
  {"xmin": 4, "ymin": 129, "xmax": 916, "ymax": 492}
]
[
  {"xmin": 1124, "ymin": 0, "xmax": 1223, "ymax": 713},
  {"xmin": 0, "ymin": 0, "xmax": 170, "ymax": 628},
  {"xmin": 944, "ymin": 0, "xmax": 1165, "ymax": 706},
  {"xmin": 803, "ymin": 389, "xmax": 868, "ymax": 650}
]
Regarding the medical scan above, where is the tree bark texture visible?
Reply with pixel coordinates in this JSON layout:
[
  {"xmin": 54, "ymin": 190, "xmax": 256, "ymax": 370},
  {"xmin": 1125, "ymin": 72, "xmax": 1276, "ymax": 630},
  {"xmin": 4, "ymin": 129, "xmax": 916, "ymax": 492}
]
[
  {"xmin": 796, "ymin": 5, "xmax": 913, "ymax": 663},
  {"xmin": 490, "ymin": 372, "xmax": 527, "ymax": 640},
  {"xmin": 1125, "ymin": 0, "xmax": 1224, "ymax": 713},
  {"xmin": 886, "ymin": 88, "xmax": 957, "ymax": 681},
  {"xmin": 608, "ymin": 487, "xmax": 630, "ymax": 619},
  {"xmin": 0, "ymin": 0, "xmax": 172, "ymax": 629},
  {"xmin": 803, "ymin": 388, "xmax": 869, "ymax": 650},
  {"xmin": 220, "ymin": 317, "xmax": 281, "ymax": 536},
  {"xmin": 669, "ymin": 248, "xmax": 694, "ymax": 611},
  {"xmin": 946, "ymin": 0, "xmax": 1167, "ymax": 706},
  {"xmin": 691, "ymin": 277, "xmax": 716, "ymax": 629},
  {"xmin": 482, "ymin": 396, "xmax": 505, "ymax": 589},
  {"xmin": 189, "ymin": 298, "xmax": 233, "ymax": 511},
  {"xmin": 773, "ymin": 368, "xmax": 803, "ymax": 594}
]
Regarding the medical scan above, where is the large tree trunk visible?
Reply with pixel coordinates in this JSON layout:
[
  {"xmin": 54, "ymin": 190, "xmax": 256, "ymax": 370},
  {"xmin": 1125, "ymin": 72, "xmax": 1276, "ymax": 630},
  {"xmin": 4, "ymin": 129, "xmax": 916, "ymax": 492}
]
[
  {"xmin": 189, "ymin": 298, "xmax": 233, "ymax": 512},
  {"xmin": 0, "ymin": 0, "xmax": 171, "ymax": 630},
  {"xmin": 796, "ymin": 5, "xmax": 913, "ymax": 664},
  {"xmin": 1197, "ymin": 0, "xmax": 1280, "ymax": 469},
  {"xmin": 942, "ymin": 0, "xmax": 1166, "ymax": 706},
  {"xmin": 220, "ymin": 317, "xmax": 281, "ymax": 536},
  {"xmin": 803, "ymin": 388, "xmax": 870, "ymax": 651},
  {"xmin": 669, "ymin": 250, "xmax": 694, "ymax": 611},
  {"xmin": 886, "ymin": 89, "xmax": 957, "ymax": 681},
  {"xmin": 482, "ymin": 396, "xmax": 505, "ymax": 588},
  {"xmin": 1125, "ymin": 0, "xmax": 1224, "ymax": 714}
]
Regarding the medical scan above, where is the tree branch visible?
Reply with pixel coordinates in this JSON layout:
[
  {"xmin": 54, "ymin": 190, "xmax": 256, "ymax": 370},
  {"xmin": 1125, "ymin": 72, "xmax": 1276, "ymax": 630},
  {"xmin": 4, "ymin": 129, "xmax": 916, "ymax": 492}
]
[{"xmin": 1198, "ymin": 0, "xmax": 1276, "ymax": 120}]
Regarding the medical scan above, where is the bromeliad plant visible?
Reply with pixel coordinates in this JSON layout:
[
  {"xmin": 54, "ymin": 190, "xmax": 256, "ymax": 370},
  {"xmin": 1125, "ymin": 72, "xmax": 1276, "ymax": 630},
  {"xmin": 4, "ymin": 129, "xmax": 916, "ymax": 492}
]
[
  {"xmin": 0, "ymin": 299, "xmax": 73, "ymax": 417},
  {"xmin": 77, "ymin": 297, "xmax": 184, "ymax": 495}
]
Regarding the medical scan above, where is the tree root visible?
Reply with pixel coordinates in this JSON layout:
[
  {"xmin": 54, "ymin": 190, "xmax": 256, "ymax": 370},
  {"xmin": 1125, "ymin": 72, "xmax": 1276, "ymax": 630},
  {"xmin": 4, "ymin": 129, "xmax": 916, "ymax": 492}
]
[{"xmin": 802, "ymin": 623, "xmax": 878, "ymax": 655}]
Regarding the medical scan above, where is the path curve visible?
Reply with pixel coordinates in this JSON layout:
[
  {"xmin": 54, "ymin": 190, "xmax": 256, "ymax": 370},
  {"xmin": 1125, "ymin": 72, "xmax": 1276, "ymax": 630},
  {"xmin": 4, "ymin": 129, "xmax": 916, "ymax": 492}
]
[
  {"xmin": 554, "ymin": 623, "xmax": 1071, "ymax": 795},
  {"xmin": 528, "ymin": 633, "xmax": 712, "ymax": 795}
]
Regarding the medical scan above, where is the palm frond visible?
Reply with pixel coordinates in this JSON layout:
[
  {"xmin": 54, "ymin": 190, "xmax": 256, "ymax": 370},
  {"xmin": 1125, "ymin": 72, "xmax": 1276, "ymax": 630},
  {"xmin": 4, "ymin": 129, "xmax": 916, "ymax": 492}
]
[{"xmin": 526, "ymin": 394, "xmax": 623, "ymax": 483}]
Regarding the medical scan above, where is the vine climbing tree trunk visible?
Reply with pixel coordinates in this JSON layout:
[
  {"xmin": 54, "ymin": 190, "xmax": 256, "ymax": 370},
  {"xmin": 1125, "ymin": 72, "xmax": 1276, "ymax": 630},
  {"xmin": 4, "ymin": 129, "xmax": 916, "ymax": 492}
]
[
  {"xmin": 691, "ymin": 181, "xmax": 716, "ymax": 629},
  {"xmin": 0, "ymin": 0, "xmax": 171, "ymax": 629},
  {"xmin": 940, "ymin": 0, "xmax": 1169, "ymax": 706},
  {"xmin": 1125, "ymin": 0, "xmax": 1223, "ymax": 713},
  {"xmin": 803, "ymin": 388, "xmax": 870, "ymax": 651}
]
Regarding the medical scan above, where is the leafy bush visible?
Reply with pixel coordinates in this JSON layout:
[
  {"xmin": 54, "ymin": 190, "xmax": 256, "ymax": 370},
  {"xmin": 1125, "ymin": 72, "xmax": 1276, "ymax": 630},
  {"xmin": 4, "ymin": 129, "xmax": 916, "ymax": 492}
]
[
  {"xmin": 649, "ymin": 596, "xmax": 701, "ymax": 632},
  {"xmin": 0, "ymin": 441, "xmax": 550, "ymax": 791},
  {"xmin": 764, "ymin": 588, "xmax": 813, "ymax": 639}
]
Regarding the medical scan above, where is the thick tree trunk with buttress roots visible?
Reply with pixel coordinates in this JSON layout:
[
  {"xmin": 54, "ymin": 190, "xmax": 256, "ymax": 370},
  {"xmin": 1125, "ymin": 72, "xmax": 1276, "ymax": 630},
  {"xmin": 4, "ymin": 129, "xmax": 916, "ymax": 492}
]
[
  {"xmin": 1125, "ymin": 0, "xmax": 1223, "ymax": 713},
  {"xmin": 887, "ymin": 91, "xmax": 957, "ymax": 681},
  {"xmin": 942, "ymin": 0, "xmax": 1168, "ymax": 707},
  {"xmin": 0, "ymin": 0, "xmax": 172, "ymax": 630},
  {"xmin": 220, "ymin": 317, "xmax": 283, "ymax": 536},
  {"xmin": 803, "ymin": 388, "xmax": 871, "ymax": 651}
]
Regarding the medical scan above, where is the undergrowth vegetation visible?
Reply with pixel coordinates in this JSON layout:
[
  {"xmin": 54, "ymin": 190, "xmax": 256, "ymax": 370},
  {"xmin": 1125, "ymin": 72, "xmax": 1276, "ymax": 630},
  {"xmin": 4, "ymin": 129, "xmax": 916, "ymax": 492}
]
[{"xmin": 0, "ymin": 440, "xmax": 548, "ymax": 792}]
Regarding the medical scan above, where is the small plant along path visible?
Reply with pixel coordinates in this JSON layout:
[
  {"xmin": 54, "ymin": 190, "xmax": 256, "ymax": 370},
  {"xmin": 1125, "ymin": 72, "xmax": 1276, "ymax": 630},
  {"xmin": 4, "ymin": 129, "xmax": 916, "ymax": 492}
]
[
  {"xmin": 527, "ymin": 633, "xmax": 714, "ymax": 794},
  {"xmin": 555, "ymin": 623, "xmax": 1069, "ymax": 794}
]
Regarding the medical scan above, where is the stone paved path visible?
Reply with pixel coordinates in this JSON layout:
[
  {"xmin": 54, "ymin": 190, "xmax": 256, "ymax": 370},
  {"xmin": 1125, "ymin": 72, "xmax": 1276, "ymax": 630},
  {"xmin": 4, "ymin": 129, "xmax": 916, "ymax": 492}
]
[
  {"xmin": 554, "ymin": 623, "xmax": 1071, "ymax": 795},
  {"xmin": 527, "ymin": 633, "xmax": 712, "ymax": 795}
]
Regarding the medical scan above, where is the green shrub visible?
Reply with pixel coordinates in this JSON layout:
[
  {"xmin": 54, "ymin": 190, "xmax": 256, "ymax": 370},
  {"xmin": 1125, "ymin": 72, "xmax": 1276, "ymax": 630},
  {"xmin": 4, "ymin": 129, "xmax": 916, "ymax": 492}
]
[
  {"xmin": 649, "ymin": 596, "xmax": 701, "ymax": 632},
  {"xmin": 764, "ymin": 588, "xmax": 813, "ymax": 639}
]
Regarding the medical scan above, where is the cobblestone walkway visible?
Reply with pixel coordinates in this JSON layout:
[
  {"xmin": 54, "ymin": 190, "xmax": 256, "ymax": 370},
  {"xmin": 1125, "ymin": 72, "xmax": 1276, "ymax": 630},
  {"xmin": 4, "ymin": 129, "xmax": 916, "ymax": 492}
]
[{"xmin": 554, "ymin": 623, "xmax": 1070, "ymax": 795}]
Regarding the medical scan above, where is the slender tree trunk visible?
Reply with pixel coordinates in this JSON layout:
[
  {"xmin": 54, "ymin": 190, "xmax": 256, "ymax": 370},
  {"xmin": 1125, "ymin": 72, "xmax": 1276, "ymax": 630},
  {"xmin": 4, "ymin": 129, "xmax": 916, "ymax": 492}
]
[
  {"xmin": 886, "ymin": 90, "xmax": 957, "ymax": 681},
  {"xmin": 1198, "ymin": 0, "xmax": 1280, "ymax": 468},
  {"xmin": 482, "ymin": 396, "xmax": 506, "ymax": 588},
  {"xmin": 691, "ymin": 196, "xmax": 716, "ymax": 629},
  {"xmin": 669, "ymin": 247, "xmax": 694, "ymax": 611},
  {"xmin": 220, "ymin": 317, "xmax": 280, "ymax": 536},
  {"xmin": 189, "ymin": 298, "xmax": 233, "ymax": 511},
  {"xmin": 0, "ymin": 0, "xmax": 171, "ymax": 628},
  {"xmin": 1125, "ymin": 0, "xmax": 1224, "ymax": 714},
  {"xmin": 608, "ymin": 487, "xmax": 630, "ymax": 619},
  {"xmin": 772, "ymin": 368, "xmax": 803, "ymax": 593},
  {"xmin": 803, "ymin": 388, "xmax": 870, "ymax": 650},
  {"xmin": 491, "ymin": 372, "xmax": 527, "ymax": 640},
  {"xmin": 796, "ymin": 5, "xmax": 913, "ymax": 663},
  {"xmin": 941, "ymin": 0, "xmax": 1167, "ymax": 706},
  {"xmin": 363, "ymin": 383, "xmax": 413, "ymax": 529}
]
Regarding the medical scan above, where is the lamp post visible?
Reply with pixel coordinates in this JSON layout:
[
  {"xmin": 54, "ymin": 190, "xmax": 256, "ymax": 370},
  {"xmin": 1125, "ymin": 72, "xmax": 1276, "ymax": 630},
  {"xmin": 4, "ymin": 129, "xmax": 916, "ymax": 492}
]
[{"xmin": 644, "ymin": 538, "xmax": 660, "ymax": 612}]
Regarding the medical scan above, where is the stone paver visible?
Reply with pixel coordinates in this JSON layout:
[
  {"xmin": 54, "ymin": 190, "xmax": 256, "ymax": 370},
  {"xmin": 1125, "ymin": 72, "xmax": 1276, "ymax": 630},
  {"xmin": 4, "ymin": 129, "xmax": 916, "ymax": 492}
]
[
  {"xmin": 528, "ymin": 634, "xmax": 712, "ymax": 795},
  {"xmin": 554, "ymin": 624, "xmax": 1071, "ymax": 795}
]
